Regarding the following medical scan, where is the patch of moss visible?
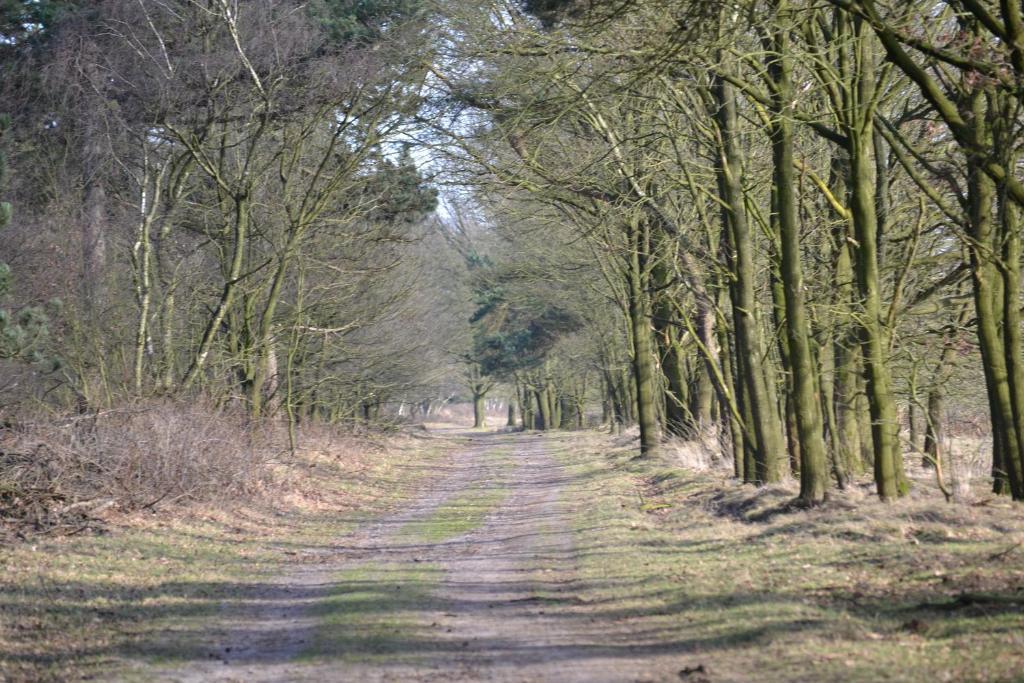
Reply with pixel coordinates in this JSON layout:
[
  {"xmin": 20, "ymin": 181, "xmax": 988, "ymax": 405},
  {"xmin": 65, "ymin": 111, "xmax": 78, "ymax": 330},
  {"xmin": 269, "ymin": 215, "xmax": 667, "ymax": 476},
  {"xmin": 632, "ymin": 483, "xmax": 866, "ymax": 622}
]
[{"xmin": 398, "ymin": 446, "xmax": 515, "ymax": 543}]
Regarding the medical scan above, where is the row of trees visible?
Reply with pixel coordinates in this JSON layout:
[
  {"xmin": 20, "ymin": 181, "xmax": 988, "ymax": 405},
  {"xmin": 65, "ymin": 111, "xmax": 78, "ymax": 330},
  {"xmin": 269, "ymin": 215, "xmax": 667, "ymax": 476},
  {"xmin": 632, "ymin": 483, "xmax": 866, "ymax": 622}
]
[
  {"xmin": 0, "ymin": 0, "xmax": 466, "ymax": 431},
  {"xmin": 430, "ymin": 0, "xmax": 1022, "ymax": 503},
  {"xmin": 4, "ymin": 0, "xmax": 1023, "ymax": 507}
]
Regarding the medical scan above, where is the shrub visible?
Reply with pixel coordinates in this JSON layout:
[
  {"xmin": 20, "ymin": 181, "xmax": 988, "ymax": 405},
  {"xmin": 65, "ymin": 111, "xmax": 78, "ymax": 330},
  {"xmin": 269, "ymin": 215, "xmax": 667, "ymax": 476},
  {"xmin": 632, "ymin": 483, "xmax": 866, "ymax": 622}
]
[{"xmin": 0, "ymin": 399, "xmax": 281, "ymax": 535}]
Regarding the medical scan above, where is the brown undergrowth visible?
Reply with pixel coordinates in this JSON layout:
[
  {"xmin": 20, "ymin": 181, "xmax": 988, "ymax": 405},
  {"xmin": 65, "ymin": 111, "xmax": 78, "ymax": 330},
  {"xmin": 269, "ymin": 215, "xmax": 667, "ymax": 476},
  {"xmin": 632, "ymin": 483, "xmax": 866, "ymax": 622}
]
[
  {"xmin": 0, "ymin": 401, "xmax": 441, "ymax": 540},
  {"xmin": 1, "ymin": 400, "xmax": 275, "ymax": 539}
]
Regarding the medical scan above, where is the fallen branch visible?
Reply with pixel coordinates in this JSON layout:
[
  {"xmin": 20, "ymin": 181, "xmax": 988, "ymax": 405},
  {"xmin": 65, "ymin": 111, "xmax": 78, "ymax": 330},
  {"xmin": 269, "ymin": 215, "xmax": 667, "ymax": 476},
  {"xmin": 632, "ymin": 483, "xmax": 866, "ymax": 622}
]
[{"xmin": 987, "ymin": 542, "xmax": 1022, "ymax": 562}]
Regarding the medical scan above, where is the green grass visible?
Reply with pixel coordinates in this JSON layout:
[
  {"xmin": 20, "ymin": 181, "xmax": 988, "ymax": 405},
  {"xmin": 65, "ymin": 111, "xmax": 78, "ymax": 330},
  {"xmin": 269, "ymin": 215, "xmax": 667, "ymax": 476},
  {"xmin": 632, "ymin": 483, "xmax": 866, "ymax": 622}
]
[
  {"xmin": 399, "ymin": 486, "xmax": 510, "ymax": 542},
  {"xmin": 301, "ymin": 561, "xmax": 442, "ymax": 663},
  {"xmin": 398, "ymin": 447, "xmax": 515, "ymax": 543},
  {"xmin": 9, "ymin": 429, "xmax": 1020, "ymax": 682}
]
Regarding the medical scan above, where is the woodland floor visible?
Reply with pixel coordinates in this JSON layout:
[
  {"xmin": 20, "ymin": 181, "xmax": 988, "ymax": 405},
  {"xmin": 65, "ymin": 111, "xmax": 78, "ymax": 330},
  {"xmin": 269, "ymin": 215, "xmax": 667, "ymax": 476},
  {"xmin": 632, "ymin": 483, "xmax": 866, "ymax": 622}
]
[{"xmin": 2, "ymin": 426, "xmax": 1024, "ymax": 682}]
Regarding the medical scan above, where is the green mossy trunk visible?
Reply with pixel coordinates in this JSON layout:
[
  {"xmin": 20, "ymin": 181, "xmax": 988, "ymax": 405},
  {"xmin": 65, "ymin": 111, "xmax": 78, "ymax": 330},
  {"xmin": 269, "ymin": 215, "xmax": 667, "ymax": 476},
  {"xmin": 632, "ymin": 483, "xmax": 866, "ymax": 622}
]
[
  {"xmin": 662, "ymin": 340, "xmax": 690, "ymax": 435},
  {"xmin": 830, "ymin": 13, "xmax": 907, "ymax": 499},
  {"xmin": 770, "ymin": 268, "xmax": 801, "ymax": 480},
  {"xmin": 621, "ymin": 367, "xmax": 635, "ymax": 424},
  {"xmin": 627, "ymin": 219, "xmax": 661, "ymax": 455},
  {"xmin": 520, "ymin": 383, "xmax": 535, "ymax": 431},
  {"xmin": 735, "ymin": 344, "xmax": 759, "ymax": 483},
  {"xmin": 908, "ymin": 366, "xmax": 921, "ymax": 454},
  {"xmin": 850, "ymin": 156, "xmax": 905, "ymax": 496},
  {"xmin": 923, "ymin": 317, "xmax": 963, "ymax": 468},
  {"xmin": 827, "ymin": 151, "xmax": 864, "ymax": 478},
  {"xmin": 652, "ymin": 266, "xmax": 690, "ymax": 436},
  {"xmin": 651, "ymin": 228, "xmax": 692, "ymax": 432},
  {"xmin": 688, "ymin": 360, "xmax": 714, "ymax": 433},
  {"xmin": 549, "ymin": 388, "xmax": 561, "ymax": 430},
  {"xmin": 970, "ymin": 168, "xmax": 1018, "ymax": 495},
  {"xmin": 836, "ymin": 332, "xmax": 864, "ymax": 476},
  {"xmin": 958, "ymin": 87, "xmax": 1024, "ymax": 499},
  {"xmin": 713, "ymin": 75, "xmax": 785, "ymax": 483},
  {"xmin": 854, "ymin": 363, "xmax": 875, "ymax": 470},
  {"xmin": 924, "ymin": 388, "xmax": 943, "ymax": 467},
  {"xmin": 605, "ymin": 369, "xmax": 626, "ymax": 433},
  {"xmin": 767, "ymin": 16, "xmax": 830, "ymax": 504},
  {"xmin": 716, "ymin": 289, "xmax": 746, "ymax": 478},
  {"xmin": 559, "ymin": 396, "xmax": 576, "ymax": 429},
  {"xmin": 994, "ymin": 103, "xmax": 1024, "ymax": 499},
  {"xmin": 848, "ymin": 125, "xmax": 907, "ymax": 500},
  {"xmin": 818, "ymin": 328, "xmax": 848, "ymax": 488}
]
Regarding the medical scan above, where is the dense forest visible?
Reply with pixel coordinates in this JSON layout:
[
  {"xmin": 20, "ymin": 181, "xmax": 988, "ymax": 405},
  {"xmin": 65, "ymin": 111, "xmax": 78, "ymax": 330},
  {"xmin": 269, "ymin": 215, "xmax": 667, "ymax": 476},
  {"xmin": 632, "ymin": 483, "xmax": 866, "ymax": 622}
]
[{"xmin": 3, "ymin": 0, "xmax": 1024, "ymax": 519}]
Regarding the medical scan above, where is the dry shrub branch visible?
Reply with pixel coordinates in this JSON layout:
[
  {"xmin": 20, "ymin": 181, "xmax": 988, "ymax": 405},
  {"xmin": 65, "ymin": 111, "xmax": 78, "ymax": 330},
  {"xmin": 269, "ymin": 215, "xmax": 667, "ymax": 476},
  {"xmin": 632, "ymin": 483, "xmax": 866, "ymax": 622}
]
[{"xmin": 0, "ymin": 399, "xmax": 282, "ymax": 538}]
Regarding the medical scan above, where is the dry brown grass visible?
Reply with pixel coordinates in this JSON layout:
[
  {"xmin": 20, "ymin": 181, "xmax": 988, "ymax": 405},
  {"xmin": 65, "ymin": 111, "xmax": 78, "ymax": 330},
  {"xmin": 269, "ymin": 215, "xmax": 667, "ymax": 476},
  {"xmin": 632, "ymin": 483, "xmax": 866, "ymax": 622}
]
[
  {"xmin": 0, "ymin": 400, "xmax": 279, "ymax": 538},
  {"xmin": 0, "ymin": 400, "xmax": 444, "ymax": 540}
]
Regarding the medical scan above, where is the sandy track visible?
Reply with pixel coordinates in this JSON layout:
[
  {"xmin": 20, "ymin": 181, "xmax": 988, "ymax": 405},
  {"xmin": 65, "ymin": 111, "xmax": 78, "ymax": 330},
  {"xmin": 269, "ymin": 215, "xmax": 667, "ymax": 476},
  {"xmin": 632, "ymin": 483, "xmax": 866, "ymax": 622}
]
[{"xmin": 147, "ymin": 430, "xmax": 691, "ymax": 683}]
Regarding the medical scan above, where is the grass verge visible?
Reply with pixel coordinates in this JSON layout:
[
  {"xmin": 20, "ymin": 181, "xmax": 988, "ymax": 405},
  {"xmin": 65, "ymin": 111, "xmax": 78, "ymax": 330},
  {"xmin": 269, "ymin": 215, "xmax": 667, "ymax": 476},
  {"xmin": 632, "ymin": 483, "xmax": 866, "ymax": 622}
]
[
  {"xmin": 555, "ymin": 432, "xmax": 1024, "ymax": 682},
  {"xmin": 399, "ymin": 487, "xmax": 510, "ymax": 543}
]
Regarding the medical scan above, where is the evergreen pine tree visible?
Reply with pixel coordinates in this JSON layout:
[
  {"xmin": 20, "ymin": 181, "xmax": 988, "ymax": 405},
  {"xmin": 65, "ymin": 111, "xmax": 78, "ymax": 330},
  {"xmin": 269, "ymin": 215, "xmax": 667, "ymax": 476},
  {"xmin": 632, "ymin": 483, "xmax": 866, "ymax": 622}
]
[{"xmin": 0, "ymin": 114, "xmax": 50, "ymax": 363}]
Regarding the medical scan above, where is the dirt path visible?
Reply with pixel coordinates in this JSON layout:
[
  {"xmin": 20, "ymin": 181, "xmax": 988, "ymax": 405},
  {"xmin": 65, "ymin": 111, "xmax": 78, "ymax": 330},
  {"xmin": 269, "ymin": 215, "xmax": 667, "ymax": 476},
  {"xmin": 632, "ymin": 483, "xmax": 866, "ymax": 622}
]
[{"xmin": 145, "ymin": 429, "xmax": 693, "ymax": 683}]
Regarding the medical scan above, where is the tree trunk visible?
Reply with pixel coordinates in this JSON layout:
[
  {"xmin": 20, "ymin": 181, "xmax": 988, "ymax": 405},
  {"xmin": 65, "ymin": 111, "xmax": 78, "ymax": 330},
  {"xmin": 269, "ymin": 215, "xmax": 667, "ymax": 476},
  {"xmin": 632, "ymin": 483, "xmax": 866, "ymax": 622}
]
[
  {"xmin": 559, "ymin": 396, "xmax": 575, "ymax": 429},
  {"xmin": 713, "ymin": 75, "xmax": 786, "ymax": 483},
  {"xmin": 605, "ymin": 369, "xmax": 625, "ymax": 433},
  {"xmin": 547, "ymin": 383, "xmax": 560, "ymax": 429},
  {"xmin": 717, "ymin": 288, "xmax": 746, "ymax": 478},
  {"xmin": 971, "ymin": 158, "xmax": 1023, "ymax": 498},
  {"xmin": 653, "ymin": 298, "xmax": 690, "ymax": 435},
  {"xmin": 627, "ymin": 218, "xmax": 661, "ymax": 454},
  {"xmin": 535, "ymin": 389, "xmax": 550, "ymax": 430},
  {"xmin": 250, "ymin": 236, "xmax": 301, "ymax": 418},
  {"xmin": 767, "ymin": 14, "xmax": 829, "ymax": 504},
  {"xmin": 924, "ymin": 384, "xmax": 944, "ymax": 470},
  {"xmin": 998, "ymin": 222, "xmax": 1024, "ymax": 496},
  {"xmin": 132, "ymin": 157, "xmax": 160, "ymax": 393},
  {"xmin": 770, "ymin": 267, "xmax": 801, "ymax": 480},
  {"xmin": 182, "ymin": 193, "xmax": 250, "ymax": 390},
  {"xmin": 826, "ymin": 12, "xmax": 908, "ymax": 499},
  {"xmin": 848, "ymin": 116, "xmax": 907, "ymax": 500},
  {"xmin": 688, "ymin": 358, "xmax": 714, "ymax": 434},
  {"xmin": 473, "ymin": 391, "xmax": 486, "ymax": 428},
  {"xmin": 601, "ymin": 377, "xmax": 612, "ymax": 426},
  {"xmin": 907, "ymin": 365, "xmax": 921, "ymax": 456},
  {"xmin": 520, "ymin": 382, "xmax": 535, "ymax": 430},
  {"xmin": 81, "ymin": 124, "xmax": 108, "ymax": 313}
]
